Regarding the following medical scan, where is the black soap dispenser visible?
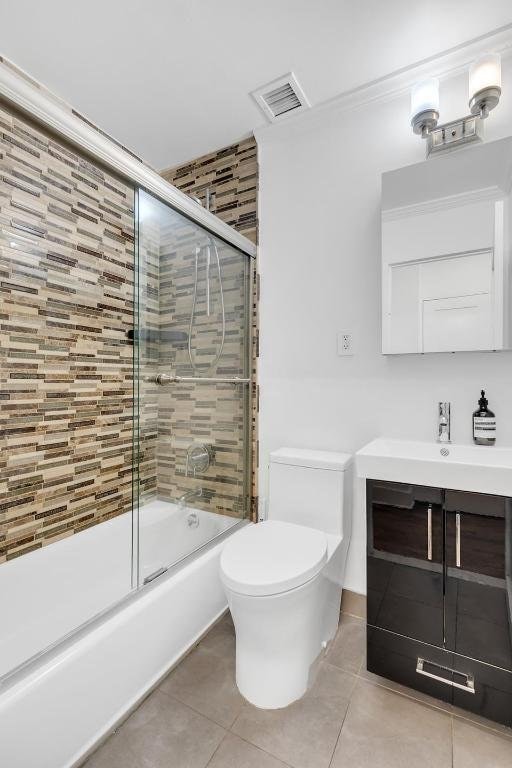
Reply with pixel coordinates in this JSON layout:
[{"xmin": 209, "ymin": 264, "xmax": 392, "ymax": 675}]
[{"xmin": 472, "ymin": 390, "xmax": 496, "ymax": 445}]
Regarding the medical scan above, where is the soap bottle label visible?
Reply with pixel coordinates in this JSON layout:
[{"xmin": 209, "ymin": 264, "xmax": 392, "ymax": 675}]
[{"xmin": 473, "ymin": 416, "xmax": 496, "ymax": 440}]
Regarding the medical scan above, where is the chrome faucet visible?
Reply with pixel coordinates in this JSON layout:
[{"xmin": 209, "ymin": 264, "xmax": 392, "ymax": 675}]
[
  {"xmin": 437, "ymin": 402, "xmax": 451, "ymax": 443},
  {"xmin": 178, "ymin": 487, "xmax": 203, "ymax": 510}
]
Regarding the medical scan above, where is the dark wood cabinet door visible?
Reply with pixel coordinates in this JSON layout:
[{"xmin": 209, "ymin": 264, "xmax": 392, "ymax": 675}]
[
  {"xmin": 444, "ymin": 490, "xmax": 512, "ymax": 672},
  {"xmin": 367, "ymin": 480, "xmax": 444, "ymax": 646}
]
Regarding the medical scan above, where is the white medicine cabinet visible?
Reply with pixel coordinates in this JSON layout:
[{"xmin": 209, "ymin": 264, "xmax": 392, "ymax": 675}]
[{"xmin": 381, "ymin": 137, "xmax": 512, "ymax": 354}]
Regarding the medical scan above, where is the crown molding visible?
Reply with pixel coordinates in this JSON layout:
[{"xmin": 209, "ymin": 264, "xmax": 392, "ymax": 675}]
[
  {"xmin": 0, "ymin": 58, "xmax": 256, "ymax": 258},
  {"xmin": 254, "ymin": 23, "xmax": 512, "ymax": 141},
  {"xmin": 382, "ymin": 186, "xmax": 505, "ymax": 222}
]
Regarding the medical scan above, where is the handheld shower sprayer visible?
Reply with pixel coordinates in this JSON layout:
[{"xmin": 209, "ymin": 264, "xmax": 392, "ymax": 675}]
[{"xmin": 188, "ymin": 187, "xmax": 225, "ymax": 373}]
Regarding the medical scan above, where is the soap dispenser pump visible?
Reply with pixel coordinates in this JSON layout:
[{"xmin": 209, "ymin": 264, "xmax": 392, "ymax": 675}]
[{"xmin": 472, "ymin": 390, "xmax": 496, "ymax": 445}]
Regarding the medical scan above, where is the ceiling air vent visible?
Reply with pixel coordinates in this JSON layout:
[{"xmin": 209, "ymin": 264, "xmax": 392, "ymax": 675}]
[{"xmin": 251, "ymin": 73, "xmax": 310, "ymax": 123}]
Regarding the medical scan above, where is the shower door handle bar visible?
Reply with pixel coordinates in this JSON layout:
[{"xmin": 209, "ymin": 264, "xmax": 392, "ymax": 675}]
[{"xmin": 154, "ymin": 373, "xmax": 250, "ymax": 385}]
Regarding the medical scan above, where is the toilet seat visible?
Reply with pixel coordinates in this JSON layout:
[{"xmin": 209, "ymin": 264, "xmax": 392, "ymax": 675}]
[{"xmin": 220, "ymin": 520, "xmax": 327, "ymax": 597}]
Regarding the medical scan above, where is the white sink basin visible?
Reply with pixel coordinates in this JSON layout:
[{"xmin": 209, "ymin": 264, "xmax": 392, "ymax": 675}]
[{"xmin": 356, "ymin": 438, "xmax": 512, "ymax": 496}]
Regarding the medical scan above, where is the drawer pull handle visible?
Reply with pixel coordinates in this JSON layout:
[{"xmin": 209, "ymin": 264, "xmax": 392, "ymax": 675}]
[
  {"xmin": 456, "ymin": 512, "xmax": 461, "ymax": 568},
  {"xmin": 427, "ymin": 505, "xmax": 432, "ymax": 561},
  {"xmin": 416, "ymin": 658, "xmax": 475, "ymax": 694}
]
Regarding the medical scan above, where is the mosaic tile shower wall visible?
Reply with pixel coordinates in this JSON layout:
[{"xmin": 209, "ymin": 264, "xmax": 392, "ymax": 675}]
[
  {"xmin": 0, "ymin": 106, "xmax": 140, "ymax": 562},
  {"xmin": 136, "ymin": 217, "xmax": 159, "ymax": 506},
  {"xmin": 155, "ymin": 215, "xmax": 249, "ymax": 518},
  {"xmin": 161, "ymin": 136, "xmax": 258, "ymax": 244},
  {"xmin": 161, "ymin": 136, "xmax": 258, "ymax": 517},
  {"xmin": 0, "ymin": 105, "xmax": 258, "ymax": 562}
]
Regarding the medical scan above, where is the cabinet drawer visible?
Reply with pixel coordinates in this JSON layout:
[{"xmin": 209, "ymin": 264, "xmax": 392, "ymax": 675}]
[
  {"xmin": 445, "ymin": 489, "xmax": 508, "ymax": 517},
  {"xmin": 367, "ymin": 626, "xmax": 512, "ymax": 728},
  {"xmin": 370, "ymin": 480, "xmax": 443, "ymax": 508},
  {"xmin": 452, "ymin": 653, "xmax": 512, "ymax": 727},
  {"xmin": 367, "ymin": 626, "xmax": 453, "ymax": 704}
]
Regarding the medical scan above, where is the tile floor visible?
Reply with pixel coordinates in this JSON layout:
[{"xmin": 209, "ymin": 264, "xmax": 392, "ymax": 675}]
[{"xmin": 84, "ymin": 610, "xmax": 512, "ymax": 768}]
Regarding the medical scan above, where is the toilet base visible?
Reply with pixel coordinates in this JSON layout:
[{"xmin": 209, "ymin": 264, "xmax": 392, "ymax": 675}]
[{"xmin": 227, "ymin": 570, "xmax": 342, "ymax": 709}]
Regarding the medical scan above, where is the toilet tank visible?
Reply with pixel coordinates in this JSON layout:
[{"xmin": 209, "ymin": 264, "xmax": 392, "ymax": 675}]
[{"xmin": 268, "ymin": 448, "xmax": 352, "ymax": 537}]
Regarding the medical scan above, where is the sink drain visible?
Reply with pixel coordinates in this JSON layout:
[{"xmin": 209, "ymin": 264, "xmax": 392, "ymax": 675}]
[{"xmin": 440, "ymin": 447, "xmax": 450, "ymax": 457}]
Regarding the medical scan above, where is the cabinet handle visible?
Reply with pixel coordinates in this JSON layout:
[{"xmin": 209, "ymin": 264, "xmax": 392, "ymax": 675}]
[
  {"xmin": 427, "ymin": 505, "xmax": 432, "ymax": 561},
  {"xmin": 416, "ymin": 658, "xmax": 475, "ymax": 694},
  {"xmin": 456, "ymin": 512, "xmax": 461, "ymax": 568}
]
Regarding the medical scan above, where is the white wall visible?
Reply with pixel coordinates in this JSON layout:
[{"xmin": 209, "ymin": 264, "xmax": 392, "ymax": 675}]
[{"xmin": 256, "ymin": 60, "xmax": 512, "ymax": 595}]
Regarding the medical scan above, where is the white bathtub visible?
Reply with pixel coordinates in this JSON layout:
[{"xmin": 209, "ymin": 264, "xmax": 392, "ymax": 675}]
[
  {"xmin": 0, "ymin": 501, "xmax": 246, "ymax": 768},
  {"xmin": 139, "ymin": 499, "xmax": 239, "ymax": 582}
]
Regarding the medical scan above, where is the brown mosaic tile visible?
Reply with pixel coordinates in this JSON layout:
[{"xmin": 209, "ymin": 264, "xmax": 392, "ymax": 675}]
[
  {"xmin": 161, "ymin": 136, "xmax": 259, "ymax": 518},
  {"xmin": 0, "ymin": 103, "xmax": 259, "ymax": 562},
  {"xmin": 0, "ymin": 107, "xmax": 139, "ymax": 562},
  {"xmin": 137, "ymin": 203, "xmax": 250, "ymax": 519}
]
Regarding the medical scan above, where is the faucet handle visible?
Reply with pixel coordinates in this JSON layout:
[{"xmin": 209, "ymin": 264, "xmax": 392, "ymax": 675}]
[{"xmin": 185, "ymin": 444, "xmax": 212, "ymax": 477}]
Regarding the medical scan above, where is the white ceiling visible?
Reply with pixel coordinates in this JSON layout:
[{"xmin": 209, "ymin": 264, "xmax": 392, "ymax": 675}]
[{"xmin": 1, "ymin": 0, "xmax": 511, "ymax": 170}]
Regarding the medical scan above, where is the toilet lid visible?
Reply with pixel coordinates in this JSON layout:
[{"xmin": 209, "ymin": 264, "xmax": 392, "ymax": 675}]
[{"xmin": 220, "ymin": 521, "xmax": 328, "ymax": 597}]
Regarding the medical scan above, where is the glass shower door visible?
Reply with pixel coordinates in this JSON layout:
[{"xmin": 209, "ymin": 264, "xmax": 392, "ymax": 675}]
[{"xmin": 135, "ymin": 189, "xmax": 252, "ymax": 585}]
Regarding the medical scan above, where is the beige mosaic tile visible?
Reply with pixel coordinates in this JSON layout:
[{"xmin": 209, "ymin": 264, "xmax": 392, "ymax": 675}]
[
  {"xmin": 161, "ymin": 137, "xmax": 258, "ymax": 519},
  {"xmin": 0, "ymin": 103, "xmax": 259, "ymax": 562},
  {"xmin": 0, "ymin": 108, "xmax": 140, "ymax": 561}
]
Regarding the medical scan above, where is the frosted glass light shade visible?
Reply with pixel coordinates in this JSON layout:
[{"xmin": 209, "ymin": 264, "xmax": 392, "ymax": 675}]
[
  {"xmin": 469, "ymin": 53, "xmax": 501, "ymax": 98},
  {"xmin": 469, "ymin": 53, "xmax": 501, "ymax": 117},
  {"xmin": 410, "ymin": 78, "xmax": 440, "ymax": 121}
]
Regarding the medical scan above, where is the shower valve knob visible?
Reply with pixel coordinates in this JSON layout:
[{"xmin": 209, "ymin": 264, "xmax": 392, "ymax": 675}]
[{"xmin": 186, "ymin": 444, "xmax": 213, "ymax": 476}]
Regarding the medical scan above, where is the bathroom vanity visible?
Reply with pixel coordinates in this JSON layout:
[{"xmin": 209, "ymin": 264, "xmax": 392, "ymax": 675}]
[{"xmin": 357, "ymin": 439, "xmax": 512, "ymax": 727}]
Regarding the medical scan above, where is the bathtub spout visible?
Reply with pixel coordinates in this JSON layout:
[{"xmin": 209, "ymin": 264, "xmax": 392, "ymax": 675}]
[{"xmin": 178, "ymin": 487, "xmax": 203, "ymax": 510}]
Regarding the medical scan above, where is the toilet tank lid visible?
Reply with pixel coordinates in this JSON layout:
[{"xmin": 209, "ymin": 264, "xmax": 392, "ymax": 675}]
[{"xmin": 270, "ymin": 447, "xmax": 352, "ymax": 471}]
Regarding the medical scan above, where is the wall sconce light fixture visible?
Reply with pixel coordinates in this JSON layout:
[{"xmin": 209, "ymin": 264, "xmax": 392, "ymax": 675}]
[
  {"xmin": 411, "ymin": 53, "xmax": 502, "ymax": 157},
  {"xmin": 410, "ymin": 77, "xmax": 440, "ymax": 137},
  {"xmin": 468, "ymin": 53, "xmax": 502, "ymax": 117}
]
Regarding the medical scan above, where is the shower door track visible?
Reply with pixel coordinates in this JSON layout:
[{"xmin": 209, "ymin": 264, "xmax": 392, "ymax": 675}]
[{"xmin": 0, "ymin": 518, "xmax": 249, "ymax": 693}]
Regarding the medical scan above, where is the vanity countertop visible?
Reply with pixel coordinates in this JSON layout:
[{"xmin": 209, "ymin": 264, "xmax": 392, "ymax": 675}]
[{"xmin": 356, "ymin": 437, "xmax": 512, "ymax": 496}]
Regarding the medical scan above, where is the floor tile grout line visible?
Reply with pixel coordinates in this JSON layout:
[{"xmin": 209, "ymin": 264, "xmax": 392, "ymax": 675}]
[
  {"xmin": 156, "ymin": 686, "xmax": 235, "ymax": 731},
  {"xmin": 204, "ymin": 730, "xmax": 230, "ymax": 768},
  {"xmin": 327, "ymin": 676, "xmax": 358, "ymax": 768},
  {"xmin": 450, "ymin": 709, "xmax": 512, "ymax": 741},
  {"xmin": 226, "ymin": 730, "xmax": 297, "ymax": 768},
  {"xmin": 355, "ymin": 667, "xmax": 512, "ymax": 741},
  {"xmin": 340, "ymin": 611, "xmax": 366, "ymax": 620},
  {"xmin": 354, "ymin": 671, "xmax": 453, "ymax": 717}
]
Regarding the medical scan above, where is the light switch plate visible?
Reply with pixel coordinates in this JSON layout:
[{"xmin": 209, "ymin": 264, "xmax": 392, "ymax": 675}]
[{"xmin": 337, "ymin": 330, "xmax": 354, "ymax": 356}]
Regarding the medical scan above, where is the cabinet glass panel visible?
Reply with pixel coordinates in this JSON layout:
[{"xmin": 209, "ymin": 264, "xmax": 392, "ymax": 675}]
[
  {"xmin": 444, "ymin": 491, "xmax": 512, "ymax": 672},
  {"xmin": 367, "ymin": 480, "xmax": 444, "ymax": 646}
]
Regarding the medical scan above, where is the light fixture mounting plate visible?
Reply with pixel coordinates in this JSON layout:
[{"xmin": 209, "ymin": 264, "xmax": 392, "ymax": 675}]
[{"xmin": 427, "ymin": 115, "xmax": 483, "ymax": 157}]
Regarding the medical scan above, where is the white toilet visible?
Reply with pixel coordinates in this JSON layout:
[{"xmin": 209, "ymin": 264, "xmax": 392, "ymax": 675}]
[{"xmin": 220, "ymin": 447, "xmax": 352, "ymax": 709}]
